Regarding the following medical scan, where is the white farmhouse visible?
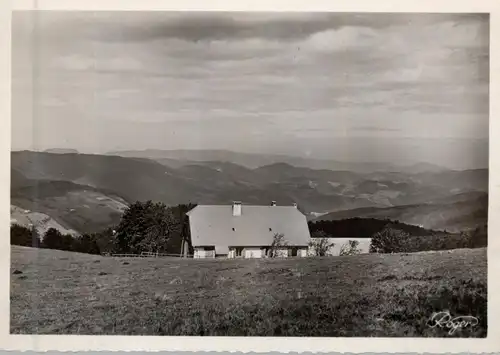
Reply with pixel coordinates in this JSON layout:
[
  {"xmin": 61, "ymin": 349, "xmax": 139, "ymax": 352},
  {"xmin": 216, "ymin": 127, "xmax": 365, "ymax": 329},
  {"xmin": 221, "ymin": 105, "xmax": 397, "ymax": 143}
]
[{"xmin": 186, "ymin": 201, "xmax": 311, "ymax": 258}]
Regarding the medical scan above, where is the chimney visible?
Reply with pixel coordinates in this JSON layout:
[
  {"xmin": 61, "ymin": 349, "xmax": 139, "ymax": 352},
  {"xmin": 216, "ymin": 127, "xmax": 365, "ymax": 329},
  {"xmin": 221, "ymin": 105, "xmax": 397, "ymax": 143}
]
[
  {"xmin": 271, "ymin": 201, "xmax": 277, "ymax": 207},
  {"xmin": 232, "ymin": 201, "xmax": 242, "ymax": 216},
  {"xmin": 292, "ymin": 203, "xmax": 298, "ymax": 209}
]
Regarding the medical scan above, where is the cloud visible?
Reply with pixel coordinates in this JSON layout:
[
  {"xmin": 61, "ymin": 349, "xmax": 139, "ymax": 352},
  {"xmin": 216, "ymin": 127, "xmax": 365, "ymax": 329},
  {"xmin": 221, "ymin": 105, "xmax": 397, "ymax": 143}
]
[
  {"xmin": 11, "ymin": 11, "xmax": 489, "ymax": 168},
  {"xmin": 303, "ymin": 26, "xmax": 378, "ymax": 52},
  {"xmin": 52, "ymin": 55, "xmax": 144, "ymax": 72}
]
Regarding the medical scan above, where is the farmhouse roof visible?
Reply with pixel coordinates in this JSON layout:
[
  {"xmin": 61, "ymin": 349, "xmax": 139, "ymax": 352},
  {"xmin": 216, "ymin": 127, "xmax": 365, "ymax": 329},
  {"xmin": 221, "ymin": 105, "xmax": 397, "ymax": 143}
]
[{"xmin": 187, "ymin": 204, "xmax": 311, "ymax": 248}]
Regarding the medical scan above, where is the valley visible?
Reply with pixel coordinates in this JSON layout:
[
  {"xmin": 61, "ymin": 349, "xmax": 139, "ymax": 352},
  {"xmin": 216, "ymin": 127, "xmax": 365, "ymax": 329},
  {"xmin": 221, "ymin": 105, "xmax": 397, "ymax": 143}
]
[{"xmin": 10, "ymin": 150, "xmax": 488, "ymax": 235}]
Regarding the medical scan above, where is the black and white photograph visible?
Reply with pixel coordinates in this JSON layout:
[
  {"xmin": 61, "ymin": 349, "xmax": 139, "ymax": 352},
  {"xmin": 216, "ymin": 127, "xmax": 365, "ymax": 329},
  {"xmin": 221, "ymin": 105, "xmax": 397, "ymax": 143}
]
[{"xmin": 9, "ymin": 10, "xmax": 489, "ymax": 339}]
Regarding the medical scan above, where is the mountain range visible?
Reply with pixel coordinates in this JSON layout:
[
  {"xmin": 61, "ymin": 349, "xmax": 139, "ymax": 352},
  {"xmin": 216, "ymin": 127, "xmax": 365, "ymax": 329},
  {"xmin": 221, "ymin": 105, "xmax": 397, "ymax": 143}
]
[
  {"xmin": 107, "ymin": 149, "xmax": 449, "ymax": 174},
  {"xmin": 10, "ymin": 150, "xmax": 488, "ymax": 234}
]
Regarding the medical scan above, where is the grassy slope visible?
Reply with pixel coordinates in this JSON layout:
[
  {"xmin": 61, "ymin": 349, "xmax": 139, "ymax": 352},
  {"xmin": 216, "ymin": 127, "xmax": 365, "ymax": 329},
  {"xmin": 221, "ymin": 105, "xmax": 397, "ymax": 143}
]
[
  {"xmin": 12, "ymin": 185, "xmax": 128, "ymax": 234},
  {"xmin": 10, "ymin": 205, "xmax": 79, "ymax": 236},
  {"xmin": 11, "ymin": 246, "xmax": 486, "ymax": 337}
]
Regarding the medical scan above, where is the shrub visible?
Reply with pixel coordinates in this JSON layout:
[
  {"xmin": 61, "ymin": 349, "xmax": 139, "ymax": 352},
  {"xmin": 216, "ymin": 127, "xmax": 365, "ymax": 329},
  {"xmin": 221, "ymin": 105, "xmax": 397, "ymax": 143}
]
[
  {"xmin": 370, "ymin": 227, "xmax": 408, "ymax": 253},
  {"xmin": 339, "ymin": 240, "xmax": 361, "ymax": 256},
  {"xmin": 268, "ymin": 233, "xmax": 287, "ymax": 258},
  {"xmin": 370, "ymin": 224, "xmax": 488, "ymax": 254},
  {"xmin": 309, "ymin": 231, "xmax": 335, "ymax": 257},
  {"xmin": 309, "ymin": 238, "xmax": 335, "ymax": 257}
]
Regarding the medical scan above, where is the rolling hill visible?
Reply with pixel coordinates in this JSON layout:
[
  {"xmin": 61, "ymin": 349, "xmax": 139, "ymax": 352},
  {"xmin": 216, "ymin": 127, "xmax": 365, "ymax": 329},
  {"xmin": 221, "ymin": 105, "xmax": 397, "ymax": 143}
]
[
  {"xmin": 11, "ymin": 180, "xmax": 128, "ymax": 234},
  {"xmin": 314, "ymin": 192, "xmax": 488, "ymax": 233},
  {"xmin": 11, "ymin": 151, "xmax": 209, "ymax": 204},
  {"xmin": 10, "ymin": 205, "xmax": 78, "ymax": 236},
  {"xmin": 108, "ymin": 148, "xmax": 449, "ymax": 174},
  {"xmin": 11, "ymin": 151, "xmax": 488, "ymax": 234}
]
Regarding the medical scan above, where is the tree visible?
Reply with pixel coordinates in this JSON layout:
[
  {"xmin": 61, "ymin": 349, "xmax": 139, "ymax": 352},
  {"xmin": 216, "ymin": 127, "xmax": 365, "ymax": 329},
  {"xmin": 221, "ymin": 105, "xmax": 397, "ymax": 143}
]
[
  {"xmin": 339, "ymin": 240, "xmax": 361, "ymax": 256},
  {"xmin": 309, "ymin": 231, "xmax": 335, "ymax": 256},
  {"xmin": 42, "ymin": 228, "xmax": 75, "ymax": 251},
  {"xmin": 268, "ymin": 233, "xmax": 287, "ymax": 258},
  {"xmin": 93, "ymin": 227, "xmax": 116, "ymax": 255},
  {"xmin": 113, "ymin": 201, "xmax": 182, "ymax": 254},
  {"xmin": 462, "ymin": 225, "xmax": 487, "ymax": 249},
  {"xmin": 370, "ymin": 227, "xmax": 409, "ymax": 253},
  {"xmin": 73, "ymin": 234, "xmax": 101, "ymax": 255},
  {"xmin": 165, "ymin": 203, "xmax": 197, "ymax": 256},
  {"xmin": 10, "ymin": 224, "xmax": 40, "ymax": 247}
]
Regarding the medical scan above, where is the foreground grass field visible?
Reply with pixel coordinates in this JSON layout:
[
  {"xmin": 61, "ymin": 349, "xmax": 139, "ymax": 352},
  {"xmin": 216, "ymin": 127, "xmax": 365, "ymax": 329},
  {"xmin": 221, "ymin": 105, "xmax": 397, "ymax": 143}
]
[{"xmin": 10, "ymin": 246, "xmax": 486, "ymax": 337}]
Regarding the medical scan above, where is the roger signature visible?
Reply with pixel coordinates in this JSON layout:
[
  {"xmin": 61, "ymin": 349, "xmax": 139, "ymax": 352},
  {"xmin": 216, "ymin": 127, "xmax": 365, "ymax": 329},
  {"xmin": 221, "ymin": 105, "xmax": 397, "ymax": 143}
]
[{"xmin": 427, "ymin": 311, "xmax": 479, "ymax": 335}]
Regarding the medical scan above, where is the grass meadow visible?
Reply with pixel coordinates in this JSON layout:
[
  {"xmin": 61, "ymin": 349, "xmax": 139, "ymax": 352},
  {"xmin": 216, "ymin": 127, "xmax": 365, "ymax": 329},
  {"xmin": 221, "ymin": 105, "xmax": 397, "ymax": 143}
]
[{"xmin": 10, "ymin": 245, "xmax": 486, "ymax": 337}]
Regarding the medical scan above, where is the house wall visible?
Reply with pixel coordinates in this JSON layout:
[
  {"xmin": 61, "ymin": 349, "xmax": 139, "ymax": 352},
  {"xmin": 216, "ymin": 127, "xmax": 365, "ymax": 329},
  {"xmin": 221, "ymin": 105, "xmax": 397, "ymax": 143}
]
[
  {"xmin": 244, "ymin": 248, "xmax": 264, "ymax": 259},
  {"xmin": 227, "ymin": 247, "xmax": 263, "ymax": 258},
  {"xmin": 226, "ymin": 246, "xmax": 307, "ymax": 258},
  {"xmin": 197, "ymin": 246, "xmax": 309, "ymax": 259},
  {"xmin": 194, "ymin": 248, "xmax": 215, "ymax": 259},
  {"xmin": 308, "ymin": 238, "xmax": 372, "ymax": 256}
]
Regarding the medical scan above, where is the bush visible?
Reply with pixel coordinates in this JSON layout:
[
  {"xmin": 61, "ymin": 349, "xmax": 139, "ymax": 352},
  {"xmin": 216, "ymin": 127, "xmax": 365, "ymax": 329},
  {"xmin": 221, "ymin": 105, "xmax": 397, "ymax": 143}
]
[
  {"xmin": 339, "ymin": 240, "xmax": 361, "ymax": 256},
  {"xmin": 309, "ymin": 231, "xmax": 335, "ymax": 256},
  {"xmin": 370, "ymin": 227, "xmax": 408, "ymax": 253},
  {"xmin": 370, "ymin": 224, "xmax": 488, "ymax": 254}
]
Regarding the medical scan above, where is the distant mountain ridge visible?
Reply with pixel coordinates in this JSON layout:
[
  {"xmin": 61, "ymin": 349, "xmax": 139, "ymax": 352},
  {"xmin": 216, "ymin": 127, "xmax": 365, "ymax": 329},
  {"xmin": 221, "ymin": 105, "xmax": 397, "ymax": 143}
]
[
  {"xmin": 106, "ymin": 149, "xmax": 453, "ymax": 174},
  {"xmin": 10, "ymin": 150, "xmax": 488, "ymax": 234}
]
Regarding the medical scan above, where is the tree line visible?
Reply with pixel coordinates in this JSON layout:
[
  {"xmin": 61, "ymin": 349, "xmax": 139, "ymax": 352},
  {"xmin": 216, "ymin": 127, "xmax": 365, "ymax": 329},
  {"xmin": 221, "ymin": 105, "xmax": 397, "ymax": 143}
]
[
  {"xmin": 11, "ymin": 201, "xmax": 196, "ymax": 256},
  {"xmin": 308, "ymin": 218, "xmax": 434, "ymax": 238},
  {"xmin": 11, "ymin": 201, "xmax": 487, "ymax": 256},
  {"xmin": 368, "ymin": 223, "xmax": 487, "ymax": 253},
  {"xmin": 309, "ymin": 220, "xmax": 487, "ymax": 255}
]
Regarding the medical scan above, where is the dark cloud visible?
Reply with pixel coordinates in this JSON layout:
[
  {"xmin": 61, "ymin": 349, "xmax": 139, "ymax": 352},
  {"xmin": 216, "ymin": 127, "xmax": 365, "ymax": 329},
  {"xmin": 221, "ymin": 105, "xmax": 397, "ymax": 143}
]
[
  {"xmin": 20, "ymin": 11, "xmax": 489, "ymax": 43},
  {"xmin": 101, "ymin": 12, "xmax": 489, "ymax": 43}
]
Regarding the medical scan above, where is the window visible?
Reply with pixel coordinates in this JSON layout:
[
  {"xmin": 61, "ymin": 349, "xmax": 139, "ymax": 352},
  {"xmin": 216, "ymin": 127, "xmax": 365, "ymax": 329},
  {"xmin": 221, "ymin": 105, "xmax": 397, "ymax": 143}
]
[
  {"xmin": 204, "ymin": 246, "xmax": 215, "ymax": 251},
  {"xmin": 232, "ymin": 227, "xmax": 235, "ymax": 231},
  {"xmin": 269, "ymin": 228, "xmax": 272, "ymax": 232}
]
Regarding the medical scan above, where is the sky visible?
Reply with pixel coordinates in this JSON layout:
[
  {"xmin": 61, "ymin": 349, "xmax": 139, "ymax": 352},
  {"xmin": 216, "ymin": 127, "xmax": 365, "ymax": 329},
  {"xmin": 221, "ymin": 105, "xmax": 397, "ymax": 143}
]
[{"xmin": 11, "ymin": 12, "xmax": 489, "ymax": 169}]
